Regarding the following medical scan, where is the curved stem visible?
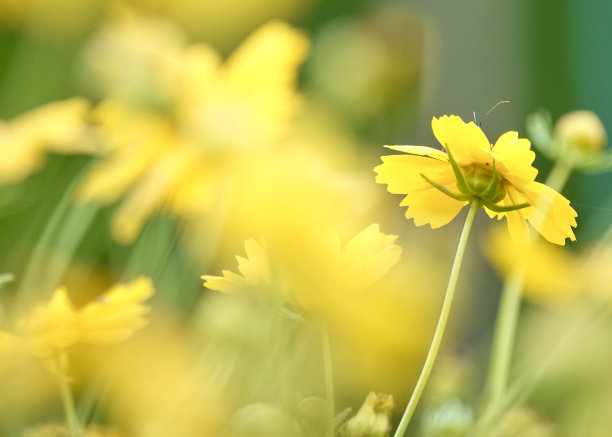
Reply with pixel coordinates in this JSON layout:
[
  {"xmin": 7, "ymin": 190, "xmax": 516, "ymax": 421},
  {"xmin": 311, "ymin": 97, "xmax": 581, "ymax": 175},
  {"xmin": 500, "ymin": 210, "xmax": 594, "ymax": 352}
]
[
  {"xmin": 319, "ymin": 322, "xmax": 335, "ymax": 437},
  {"xmin": 394, "ymin": 201, "xmax": 479, "ymax": 437}
]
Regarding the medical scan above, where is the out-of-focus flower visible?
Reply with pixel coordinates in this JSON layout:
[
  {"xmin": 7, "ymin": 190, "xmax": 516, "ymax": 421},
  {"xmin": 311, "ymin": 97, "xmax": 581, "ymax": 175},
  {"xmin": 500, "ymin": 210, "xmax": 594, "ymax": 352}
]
[
  {"xmin": 84, "ymin": 316, "xmax": 230, "ymax": 437},
  {"xmin": 129, "ymin": 0, "xmax": 316, "ymax": 48},
  {"xmin": 375, "ymin": 115, "xmax": 577, "ymax": 245},
  {"xmin": 527, "ymin": 109, "xmax": 612, "ymax": 173},
  {"xmin": 484, "ymin": 225, "xmax": 580, "ymax": 305},
  {"xmin": 76, "ymin": 9, "xmax": 310, "ymax": 243},
  {"xmin": 1, "ymin": 276, "xmax": 154, "ymax": 361},
  {"xmin": 555, "ymin": 110, "xmax": 607, "ymax": 153},
  {"xmin": 422, "ymin": 399, "xmax": 473, "ymax": 437},
  {"xmin": 203, "ymin": 224, "xmax": 402, "ymax": 314},
  {"xmin": 340, "ymin": 392, "xmax": 394, "ymax": 437},
  {"xmin": 0, "ymin": 98, "xmax": 92, "ymax": 185}
]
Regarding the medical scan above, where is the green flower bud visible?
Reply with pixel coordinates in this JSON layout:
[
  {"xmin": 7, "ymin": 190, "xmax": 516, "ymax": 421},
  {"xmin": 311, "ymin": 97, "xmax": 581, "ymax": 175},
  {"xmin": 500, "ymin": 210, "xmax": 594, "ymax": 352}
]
[
  {"xmin": 341, "ymin": 392, "xmax": 394, "ymax": 437},
  {"xmin": 463, "ymin": 166, "xmax": 505, "ymax": 203},
  {"xmin": 555, "ymin": 110, "xmax": 607, "ymax": 153},
  {"xmin": 231, "ymin": 403, "xmax": 302, "ymax": 437}
]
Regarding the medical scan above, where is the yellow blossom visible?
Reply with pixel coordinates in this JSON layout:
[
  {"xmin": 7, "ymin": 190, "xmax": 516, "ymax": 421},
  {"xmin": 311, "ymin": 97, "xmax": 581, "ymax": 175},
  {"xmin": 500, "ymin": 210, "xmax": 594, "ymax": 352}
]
[
  {"xmin": 375, "ymin": 115, "xmax": 577, "ymax": 245},
  {"xmin": 76, "ymin": 11, "xmax": 310, "ymax": 243},
  {"xmin": 484, "ymin": 225, "xmax": 580, "ymax": 305},
  {"xmin": 0, "ymin": 98, "xmax": 92, "ymax": 184},
  {"xmin": 1, "ymin": 277, "xmax": 154, "ymax": 361},
  {"xmin": 203, "ymin": 224, "xmax": 402, "ymax": 313}
]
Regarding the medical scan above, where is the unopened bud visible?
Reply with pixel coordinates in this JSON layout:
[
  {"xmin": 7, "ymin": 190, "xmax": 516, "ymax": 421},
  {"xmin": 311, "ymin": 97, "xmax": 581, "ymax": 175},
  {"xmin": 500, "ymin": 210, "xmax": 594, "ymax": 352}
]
[
  {"xmin": 555, "ymin": 110, "xmax": 607, "ymax": 153},
  {"xmin": 342, "ymin": 392, "xmax": 394, "ymax": 437}
]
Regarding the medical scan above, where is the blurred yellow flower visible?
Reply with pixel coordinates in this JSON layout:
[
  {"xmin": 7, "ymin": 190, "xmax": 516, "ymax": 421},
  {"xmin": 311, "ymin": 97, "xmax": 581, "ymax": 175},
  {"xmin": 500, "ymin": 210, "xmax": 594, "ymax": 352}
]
[
  {"xmin": 555, "ymin": 110, "xmax": 607, "ymax": 153},
  {"xmin": 76, "ymin": 9, "xmax": 310, "ymax": 243},
  {"xmin": 0, "ymin": 98, "xmax": 92, "ymax": 184},
  {"xmin": 375, "ymin": 115, "xmax": 577, "ymax": 245},
  {"xmin": 203, "ymin": 224, "xmax": 402, "ymax": 313},
  {"xmin": 484, "ymin": 225, "xmax": 579, "ymax": 305},
  {"xmin": 2, "ymin": 277, "xmax": 154, "ymax": 361}
]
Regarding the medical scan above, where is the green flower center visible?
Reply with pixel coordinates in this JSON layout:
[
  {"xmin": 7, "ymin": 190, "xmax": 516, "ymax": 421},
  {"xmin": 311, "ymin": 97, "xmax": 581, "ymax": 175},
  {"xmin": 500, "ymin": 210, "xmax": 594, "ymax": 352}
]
[{"xmin": 462, "ymin": 165, "xmax": 506, "ymax": 203}]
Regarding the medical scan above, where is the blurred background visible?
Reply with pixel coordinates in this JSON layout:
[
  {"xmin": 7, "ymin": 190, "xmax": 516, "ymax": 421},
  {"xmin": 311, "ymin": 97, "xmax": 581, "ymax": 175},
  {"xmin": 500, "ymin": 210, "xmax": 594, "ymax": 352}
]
[{"xmin": 0, "ymin": 0, "xmax": 611, "ymax": 436}]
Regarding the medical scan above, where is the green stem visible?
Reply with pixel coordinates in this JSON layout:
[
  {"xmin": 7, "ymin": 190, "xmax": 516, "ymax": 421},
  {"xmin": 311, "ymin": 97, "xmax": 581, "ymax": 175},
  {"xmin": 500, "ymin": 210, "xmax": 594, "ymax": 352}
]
[
  {"xmin": 319, "ymin": 322, "xmax": 335, "ymax": 437},
  {"xmin": 483, "ymin": 157, "xmax": 573, "ymax": 409},
  {"xmin": 54, "ymin": 357, "xmax": 80, "ymax": 437},
  {"xmin": 394, "ymin": 201, "xmax": 479, "ymax": 437},
  {"xmin": 484, "ymin": 269, "xmax": 524, "ymax": 406}
]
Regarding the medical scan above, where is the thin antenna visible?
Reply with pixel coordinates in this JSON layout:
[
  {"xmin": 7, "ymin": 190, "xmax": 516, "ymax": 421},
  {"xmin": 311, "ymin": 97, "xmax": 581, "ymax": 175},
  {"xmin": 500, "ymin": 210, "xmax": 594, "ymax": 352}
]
[
  {"xmin": 473, "ymin": 111, "xmax": 481, "ymax": 127},
  {"xmin": 486, "ymin": 100, "xmax": 511, "ymax": 116}
]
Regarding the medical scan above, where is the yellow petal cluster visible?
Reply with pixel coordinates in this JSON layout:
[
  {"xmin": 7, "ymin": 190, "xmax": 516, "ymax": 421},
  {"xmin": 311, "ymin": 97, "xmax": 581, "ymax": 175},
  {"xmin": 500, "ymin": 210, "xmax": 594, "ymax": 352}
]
[
  {"xmin": 375, "ymin": 115, "xmax": 578, "ymax": 245},
  {"xmin": 0, "ymin": 98, "xmax": 92, "ymax": 184},
  {"xmin": 2, "ymin": 277, "xmax": 154, "ymax": 360},
  {"xmin": 76, "ymin": 8, "xmax": 310, "ymax": 243},
  {"xmin": 203, "ymin": 224, "xmax": 402, "ymax": 313}
]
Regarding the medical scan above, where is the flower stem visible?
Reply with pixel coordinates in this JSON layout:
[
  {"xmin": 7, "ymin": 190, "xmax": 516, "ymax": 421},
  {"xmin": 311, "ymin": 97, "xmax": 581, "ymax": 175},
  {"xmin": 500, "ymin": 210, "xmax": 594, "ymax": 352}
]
[
  {"xmin": 393, "ymin": 201, "xmax": 479, "ymax": 437},
  {"xmin": 319, "ymin": 322, "xmax": 335, "ymax": 437},
  {"xmin": 484, "ymin": 269, "xmax": 524, "ymax": 406},
  {"xmin": 483, "ymin": 158, "xmax": 573, "ymax": 408},
  {"xmin": 55, "ymin": 357, "xmax": 80, "ymax": 437}
]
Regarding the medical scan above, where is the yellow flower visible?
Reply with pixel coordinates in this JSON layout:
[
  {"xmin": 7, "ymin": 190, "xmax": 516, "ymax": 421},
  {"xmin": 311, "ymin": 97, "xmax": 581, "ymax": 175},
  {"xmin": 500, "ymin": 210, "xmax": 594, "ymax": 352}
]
[
  {"xmin": 203, "ymin": 224, "xmax": 402, "ymax": 313},
  {"xmin": 555, "ymin": 110, "xmax": 607, "ymax": 153},
  {"xmin": 76, "ymin": 11, "xmax": 310, "ymax": 243},
  {"xmin": 2, "ymin": 277, "xmax": 154, "ymax": 361},
  {"xmin": 374, "ymin": 115, "xmax": 577, "ymax": 245},
  {"xmin": 0, "ymin": 98, "xmax": 92, "ymax": 184},
  {"xmin": 484, "ymin": 225, "xmax": 579, "ymax": 305}
]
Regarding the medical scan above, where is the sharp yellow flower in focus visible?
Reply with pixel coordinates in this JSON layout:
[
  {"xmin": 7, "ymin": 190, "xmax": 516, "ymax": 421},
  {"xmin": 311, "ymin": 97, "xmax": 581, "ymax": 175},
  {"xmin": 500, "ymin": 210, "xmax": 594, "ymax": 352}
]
[
  {"xmin": 76, "ymin": 8, "xmax": 310, "ymax": 243},
  {"xmin": 1, "ymin": 277, "xmax": 154, "ymax": 362},
  {"xmin": 374, "ymin": 115, "xmax": 577, "ymax": 245},
  {"xmin": 0, "ymin": 98, "xmax": 92, "ymax": 184},
  {"xmin": 203, "ymin": 224, "xmax": 402, "ymax": 313}
]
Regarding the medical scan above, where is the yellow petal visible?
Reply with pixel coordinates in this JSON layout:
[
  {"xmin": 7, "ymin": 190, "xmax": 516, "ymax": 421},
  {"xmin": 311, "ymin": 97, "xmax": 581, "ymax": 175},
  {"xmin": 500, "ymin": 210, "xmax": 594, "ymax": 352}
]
[
  {"xmin": 431, "ymin": 115, "xmax": 492, "ymax": 165},
  {"xmin": 520, "ymin": 182, "xmax": 578, "ymax": 245},
  {"xmin": 384, "ymin": 145, "xmax": 448, "ymax": 161},
  {"xmin": 492, "ymin": 131, "xmax": 538, "ymax": 184}
]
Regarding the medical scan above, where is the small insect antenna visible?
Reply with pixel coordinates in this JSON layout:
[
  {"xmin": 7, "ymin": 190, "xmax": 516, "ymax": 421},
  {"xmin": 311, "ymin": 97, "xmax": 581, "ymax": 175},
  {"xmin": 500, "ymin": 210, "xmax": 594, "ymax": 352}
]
[
  {"xmin": 473, "ymin": 111, "xmax": 481, "ymax": 127},
  {"xmin": 486, "ymin": 100, "xmax": 511, "ymax": 116}
]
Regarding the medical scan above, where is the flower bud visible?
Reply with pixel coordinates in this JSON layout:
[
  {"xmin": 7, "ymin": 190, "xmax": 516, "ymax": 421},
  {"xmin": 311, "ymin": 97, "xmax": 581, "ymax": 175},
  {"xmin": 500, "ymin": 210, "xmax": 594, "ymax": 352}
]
[
  {"xmin": 555, "ymin": 110, "xmax": 607, "ymax": 153},
  {"xmin": 231, "ymin": 403, "xmax": 302, "ymax": 437},
  {"xmin": 341, "ymin": 392, "xmax": 394, "ymax": 437}
]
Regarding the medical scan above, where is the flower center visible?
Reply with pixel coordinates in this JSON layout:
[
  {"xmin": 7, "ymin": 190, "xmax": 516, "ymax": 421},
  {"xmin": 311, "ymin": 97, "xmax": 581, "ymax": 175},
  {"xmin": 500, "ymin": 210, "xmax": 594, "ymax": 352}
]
[{"xmin": 462, "ymin": 165, "xmax": 506, "ymax": 203}]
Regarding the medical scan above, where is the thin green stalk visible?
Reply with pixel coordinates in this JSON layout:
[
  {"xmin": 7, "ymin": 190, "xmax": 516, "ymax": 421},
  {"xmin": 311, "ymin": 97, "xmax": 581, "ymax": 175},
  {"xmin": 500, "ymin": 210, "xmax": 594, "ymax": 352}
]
[
  {"xmin": 483, "ymin": 158, "xmax": 573, "ymax": 408},
  {"xmin": 54, "ymin": 357, "xmax": 80, "ymax": 437},
  {"xmin": 394, "ymin": 201, "xmax": 479, "ymax": 437},
  {"xmin": 484, "ymin": 269, "xmax": 524, "ymax": 406},
  {"xmin": 319, "ymin": 321, "xmax": 335, "ymax": 437}
]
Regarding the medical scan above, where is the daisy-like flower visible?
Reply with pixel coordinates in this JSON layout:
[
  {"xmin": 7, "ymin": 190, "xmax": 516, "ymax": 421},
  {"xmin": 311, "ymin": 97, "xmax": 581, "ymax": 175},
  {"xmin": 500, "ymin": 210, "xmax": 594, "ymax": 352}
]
[
  {"xmin": 75, "ymin": 8, "xmax": 310, "ymax": 243},
  {"xmin": 1, "ymin": 277, "xmax": 154, "ymax": 363},
  {"xmin": 375, "ymin": 115, "xmax": 577, "ymax": 245},
  {"xmin": 202, "ymin": 224, "xmax": 402, "ymax": 314}
]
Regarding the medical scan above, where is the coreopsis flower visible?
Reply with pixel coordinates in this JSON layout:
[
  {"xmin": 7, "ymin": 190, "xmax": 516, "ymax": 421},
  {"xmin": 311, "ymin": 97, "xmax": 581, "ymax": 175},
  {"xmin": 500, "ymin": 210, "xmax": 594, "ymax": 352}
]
[
  {"xmin": 375, "ymin": 115, "xmax": 577, "ymax": 245},
  {"xmin": 1, "ymin": 277, "xmax": 154, "ymax": 362},
  {"xmin": 76, "ymin": 8, "xmax": 310, "ymax": 243},
  {"xmin": 484, "ymin": 225, "xmax": 579, "ymax": 305},
  {"xmin": 203, "ymin": 224, "xmax": 402, "ymax": 314},
  {"xmin": 0, "ymin": 98, "xmax": 92, "ymax": 184}
]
